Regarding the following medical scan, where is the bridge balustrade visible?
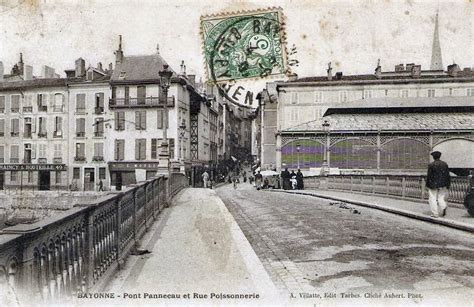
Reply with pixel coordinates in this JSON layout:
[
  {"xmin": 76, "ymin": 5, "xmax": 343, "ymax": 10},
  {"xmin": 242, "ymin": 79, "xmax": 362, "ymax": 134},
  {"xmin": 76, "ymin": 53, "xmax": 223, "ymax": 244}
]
[{"xmin": 0, "ymin": 173, "xmax": 188, "ymax": 303}]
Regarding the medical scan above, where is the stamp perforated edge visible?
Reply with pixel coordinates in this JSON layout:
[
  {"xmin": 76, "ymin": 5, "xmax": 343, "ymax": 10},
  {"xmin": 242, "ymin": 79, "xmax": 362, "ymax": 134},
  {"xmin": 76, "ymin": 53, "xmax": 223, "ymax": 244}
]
[{"xmin": 200, "ymin": 6, "xmax": 291, "ymax": 85}]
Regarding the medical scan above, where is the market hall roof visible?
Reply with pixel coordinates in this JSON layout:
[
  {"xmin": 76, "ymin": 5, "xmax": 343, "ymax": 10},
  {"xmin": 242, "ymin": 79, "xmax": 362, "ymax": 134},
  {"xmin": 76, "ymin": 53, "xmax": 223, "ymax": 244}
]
[
  {"xmin": 282, "ymin": 112, "xmax": 474, "ymax": 133},
  {"xmin": 325, "ymin": 96, "xmax": 474, "ymax": 115}
]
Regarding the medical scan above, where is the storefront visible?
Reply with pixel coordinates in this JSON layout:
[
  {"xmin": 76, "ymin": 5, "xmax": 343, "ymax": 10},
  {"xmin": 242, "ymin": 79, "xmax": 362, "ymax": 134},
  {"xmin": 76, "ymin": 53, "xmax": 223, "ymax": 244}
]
[
  {"xmin": 0, "ymin": 164, "xmax": 67, "ymax": 191},
  {"xmin": 108, "ymin": 161, "xmax": 161, "ymax": 191}
]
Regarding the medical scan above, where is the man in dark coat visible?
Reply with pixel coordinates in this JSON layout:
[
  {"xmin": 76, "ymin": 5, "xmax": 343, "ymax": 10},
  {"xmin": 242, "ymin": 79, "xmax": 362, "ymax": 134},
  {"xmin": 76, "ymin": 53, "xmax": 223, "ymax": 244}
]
[
  {"xmin": 296, "ymin": 169, "xmax": 304, "ymax": 190},
  {"xmin": 426, "ymin": 151, "xmax": 451, "ymax": 217},
  {"xmin": 281, "ymin": 167, "xmax": 291, "ymax": 190}
]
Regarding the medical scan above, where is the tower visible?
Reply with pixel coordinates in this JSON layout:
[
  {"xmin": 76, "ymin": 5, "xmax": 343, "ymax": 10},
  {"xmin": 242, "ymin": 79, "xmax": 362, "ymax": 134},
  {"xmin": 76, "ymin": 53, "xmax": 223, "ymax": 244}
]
[
  {"xmin": 430, "ymin": 11, "xmax": 443, "ymax": 70},
  {"xmin": 115, "ymin": 35, "xmax": 124, "ymax": 65}
]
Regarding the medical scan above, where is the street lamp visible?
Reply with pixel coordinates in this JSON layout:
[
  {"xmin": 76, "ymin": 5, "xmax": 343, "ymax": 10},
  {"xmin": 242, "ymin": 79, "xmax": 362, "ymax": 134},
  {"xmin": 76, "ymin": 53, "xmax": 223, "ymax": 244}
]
[
  {"xmin": 321, "ymin": 119, "xmax": 330, "ymax": 175},
  {"xmin": 296, "ymin": 143, "xmax": 301, "ymax": 169},
  {"xmin": 158, "ymin": 64, "xmax": 173, "ymax": 176},
  {"xmin": 179, "ymin": 122, "xmax": 186, "ymax": 161}
]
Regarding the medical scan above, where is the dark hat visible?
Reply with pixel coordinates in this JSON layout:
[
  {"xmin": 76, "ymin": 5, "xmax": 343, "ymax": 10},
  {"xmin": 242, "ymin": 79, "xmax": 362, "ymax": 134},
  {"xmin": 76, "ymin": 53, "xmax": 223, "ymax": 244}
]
[{"xmin": 430, "ymin": 151, "xmax": 442, "ymax": 159}]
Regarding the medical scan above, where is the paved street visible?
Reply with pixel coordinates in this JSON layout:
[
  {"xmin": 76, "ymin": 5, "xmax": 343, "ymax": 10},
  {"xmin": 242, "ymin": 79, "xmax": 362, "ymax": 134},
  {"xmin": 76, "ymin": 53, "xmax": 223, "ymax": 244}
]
[{"xmin": 216, "ymin": 183, "xmax": 474, "ymax": 304}]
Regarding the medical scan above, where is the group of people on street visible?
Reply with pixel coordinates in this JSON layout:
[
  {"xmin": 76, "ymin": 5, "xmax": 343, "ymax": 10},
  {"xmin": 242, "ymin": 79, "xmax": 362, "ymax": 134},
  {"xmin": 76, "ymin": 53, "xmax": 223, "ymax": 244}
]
[{"xmin": 280, "ymin": 168, "xmax": 304, "ymax": 190}]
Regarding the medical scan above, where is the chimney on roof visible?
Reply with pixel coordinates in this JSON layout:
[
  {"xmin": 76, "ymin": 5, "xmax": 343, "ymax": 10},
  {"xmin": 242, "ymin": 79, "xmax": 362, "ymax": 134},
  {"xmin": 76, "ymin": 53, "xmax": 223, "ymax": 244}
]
[
  {"xmin": 18, "ymin": 53, "xmax": 24, "ymax": 74},
  {"xmin": 447, "ymin": 63, "xmax": 461, "ymax": 77},
  {"xmin": 23, "ymin": 65, "xmax": 33, "ymax": 80},
  {"xmin": 327, "ymin": 62, "xmax": 333, "ymax": 81},
  {"xmin": 395, "ymin": 64, "xmax": 404, "ymax": 72},
  {"xmin": 180, "ymin": 60, "xmax": 186, "ymax": 76},
  {"xmin": 108, "ymin": 62, "xmax": 113, "ymax": 71},
  {"xmin": 0, "ymin": 61, "xmax": 3, "ymax": 81},
  {"xmin": 410, "ymin": 65, "xmax": 421, "ymax": 78},
  {"xmin": 335, "ymin": 72, "xmax": 343, "ymax": 80},
  {"xmin": 188, "ymin": 74, "xmax": 196, "ymax": 87},
  {"xmin": 115, "ymin": 35, "xmax": 124, "ymax": 65},
  {"xmin": 75, "ymin": 58, "xmax": 85, "ymax": 77},
  {"xmin": 406, "ymin": 63, "xmax": 415, "ymax": 71},
  {"xmin": 97, "ymin": 62, "xmax": 103, "ymax": 71},
  {"xmin": 375, "ymin": 58, "xmax": 382, "ymax": 79},
  {"xmin": 42, "ymin": 65, "xmax": 55, "ymax": 78}
]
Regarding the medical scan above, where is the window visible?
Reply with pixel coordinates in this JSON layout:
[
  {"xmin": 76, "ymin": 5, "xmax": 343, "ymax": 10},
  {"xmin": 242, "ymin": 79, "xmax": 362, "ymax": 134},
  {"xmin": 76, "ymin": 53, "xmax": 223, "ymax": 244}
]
[
  {"xmin": 151, "ymin": 138, "xmax": 159, "ymax": 159},
  {"xmin": 10, "ymin": 145, "xmax": 19, "ymax": 163},
  {"xmin": 314, "ymin": 91, "xmax": 323, "ymax": 103},
  {"xmin": 449, "ymin": 88, "xmax": 453, "ymax": 96},
  {"xmin": 467, "ymin": 88, "xmax": 474, "ymax": 96},
  {"xmin": 137, "ymin": 86, "xmax": 146, "ymax": 104},
  {"xmin": 11, "ymin": 95, "xmax": 20, "ymax": 113},
  {"xmin": 95, "ymin": 93, "xmax": 104, "ymax": 114},
  {"xmin": 290, "ymin": 92, "xmax": 298, "ymax": 104},
  {"xmin": 0, "ymin": 119, "xmax": 4, "ymax": 137},
  {"xmin": 339, "ymin": 91, "xmax": 348, "ymax": 102},
  {"xmin": 94, "ymin": 143, "xmax": 104, "ymax": 160},
  {"xmin": 363, "ymin": 90, "xmax": 373, "ymax": 99},
  {"xmin": 115, "ymin": 112, "xmax": 125, "ymax": 130},
  {"xmin": 54, "ymin": 94, "xmax": 64, "ymax": 112},
  {"xmin": 99, "ymin": 167, "xmax": 106, "ymax": 180},
  {"xmin": 73, "ymin": 167, "xmax": 80, "ymax": 179},
  {"xmin": 290, "ymin": 109, "xmax": 298, "ymax": 121},
  {"xmin": 135, "ymin": 139, "xmax": 146, "ymax": 160},
  {"xmin": 55, "ymin": 171, "xmax": 61, "ymax": 184},
  {"xmin": 28, "ymin": 171, "xmax": 34, "ymax": 183},
  {"xmin": 0, "ymin": 96, "xmax": 5, "ymax": 113},
  {"xmin": 76, "ymin": 93, "xmax": 86, "ymax": 112},
  {"xmin": 385, "ymin": 89, "xmax": 389, "ymax": 96},
  {"xmin": 24, "ymin": 117, "xmax": 32, "ymax": 138},
  {"xmin": 10, "ymin": 171, "xmax": 18, "ymax": 182},
  {"xmin": 75, "ymin": 143, "xmax": 85, "ymax": 161},
  {"xmin": 38, "ymin": 144, "xmax": 47, "ymax": 158},
  {"xmin": 24, "ymin": 144, "xmax": 32, "ymax": 163},
  {"xmin": 0, "ymin": 145, "xmax": 4, "ymax": 163},
  {"xmin": 94, "ymin": 118, "xmax": 104, "ymax": 137},
  {"xmin": 115, "ymin": 139, "xmax": 125, "ymax": 161},
  {"xmin": 23, "ymin": 95, "xmax": 33, "ymax": 112},
  {"xmin": 54, "ymin": 143, "xmax": 62, "ymax": 159},
  {"xmin": 427, "ymin": 89, "xmax": 436, "ymax": 97},
  {"xmin": 37, "ymin": 94, "xmax": 48, "ymax": 111},
  {"xmin": 54, "ymin": 116, "xmax": 62, "ymax": 137},
  {"xmin": 38, "ymin": 117, "xmax": 47, "ymax": 138},
  {"xmin": 157, "ymin": 109, "xmax": 168, "ymax": 129},
  {"xmin": 76, "ymin": 118, "xmax": 85, "ymax": 137},
  {"xmin": 400, "ymin": 89, "xmax": 409, "ymax": 98},
  {"xmin": 135, "ymin": 111, "xmax": 146, "ymax": 130},
  {"xmin": 124, "ymin": 86, "xmax": 130, "ymax": 104},
  {"xmin": 10, "ymin": 118, "xmax": 19, "ymax": 137}
]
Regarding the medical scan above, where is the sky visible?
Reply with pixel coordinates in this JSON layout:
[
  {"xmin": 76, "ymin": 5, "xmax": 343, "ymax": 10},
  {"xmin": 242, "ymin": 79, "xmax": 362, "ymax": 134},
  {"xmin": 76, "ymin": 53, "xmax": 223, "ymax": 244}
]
[{"xmin": 0, "ymin": 0, "xmax": 472, "ymax": 104}]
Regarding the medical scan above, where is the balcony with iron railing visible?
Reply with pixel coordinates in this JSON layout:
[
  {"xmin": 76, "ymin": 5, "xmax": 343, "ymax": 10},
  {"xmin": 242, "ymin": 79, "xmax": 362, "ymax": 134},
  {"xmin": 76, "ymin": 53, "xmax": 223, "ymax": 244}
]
[
  {"xmin": 11, "ymin": 107, "xmax": 19, "ymax": 113},
  {"xmin": 38, "ymin": 158, "xmax": 47, "ymax": 164},
  {"xmin": 10, "ymin": 131, "xmax": 19, "ymax": 137},
  {"xmin": 23, "ymin": 107, "xmax": 33, "ymax": 113},
  {"xmin": 76, "ymin": 132, "xmax": 85, "ymax": 138},
  {"xmin": 109, "ymin": 96, "xmax": 175, "ymax": 108},
  {"xmin": 94, "ymin": 131, "xmax": 104, "ymax": 137},
  {"xmin": 53, "ymin": 105, "xmax": 64, "ymax": 112},
  {"xmin": 53, "ymin": 157, "xmax": 62, "ymax": 164},
  {"xmin": 92, "ymin": 156, "xmax": 104, "ymax": 162},
  {"xmin": 95, "ymin": 107, "xmax": 104, "ymax": 114},
  {"xmin": 38, "ymin": 132, "xmax": 47, "ymax": 138},
  {"xmin": 74, "ymin": 156, "xmax": 86, "ymax": 162},
  {"xmin": 10, "ymin": 158, "xmax": 19, "ymax": 163}
]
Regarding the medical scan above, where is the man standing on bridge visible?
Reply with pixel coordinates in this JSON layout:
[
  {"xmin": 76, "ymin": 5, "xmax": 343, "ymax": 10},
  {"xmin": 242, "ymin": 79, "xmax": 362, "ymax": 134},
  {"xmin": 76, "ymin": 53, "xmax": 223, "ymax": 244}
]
[{"xmin": 426, "ymin": 151, "xmax": 451, "ymax": 218}]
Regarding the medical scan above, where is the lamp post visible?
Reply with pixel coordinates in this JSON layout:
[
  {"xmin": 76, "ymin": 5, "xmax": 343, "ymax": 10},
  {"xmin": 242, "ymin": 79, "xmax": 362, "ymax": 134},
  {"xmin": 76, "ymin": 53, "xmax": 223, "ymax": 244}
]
[
  {"xmin": 179, "ymin": 122, "xmax": 186, "ymax": 160},
  {"xmin": 321, "ymin": 119, "xmax": 330, "ymax": 175},
  {"xmin": 296, "ymin": 143, "xmax": 301, "ymax": 169},
  {"xmin": 158, "ymin": 64, "xmax": 173, "ymax": 176}
]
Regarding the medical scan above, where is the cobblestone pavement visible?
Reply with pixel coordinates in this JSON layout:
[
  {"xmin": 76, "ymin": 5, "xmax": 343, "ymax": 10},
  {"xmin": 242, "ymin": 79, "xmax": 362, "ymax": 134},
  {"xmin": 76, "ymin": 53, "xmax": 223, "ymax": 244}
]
[{"xmin": 216, "ymin": 183, "xmax": 474, "ymax": 304}]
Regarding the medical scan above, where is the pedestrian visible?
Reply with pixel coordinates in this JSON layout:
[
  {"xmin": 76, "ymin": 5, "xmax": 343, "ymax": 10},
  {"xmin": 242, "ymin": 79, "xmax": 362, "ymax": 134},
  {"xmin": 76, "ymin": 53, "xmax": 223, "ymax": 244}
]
[
  {"xmin": 202, "ymin": 170, "xmax": 209, "ymax": 188},
  {"xmin": 97, "ymin": 179, "xmax": 104, "ymax": 192},
  {"xmin": 290, "ymin": 170, "xmax": 297, "ymax": 190},
  {"xmin": 263, "ymin": 177, "xmax": 269, "ymax": 189},
  {"xmin": 281, "ymin": 167, "xmax": 291, "ymax": 190},
  {"xmin": 296, "ymin": 169, "xmax": 304, "ymax": 190},
  {"xmin": 255, "ymin": 171, "xmax": 263, "ymax": 190},
  {"xmin": 426, "ymin": 151, "xmax": 451, "ymax": 218}
]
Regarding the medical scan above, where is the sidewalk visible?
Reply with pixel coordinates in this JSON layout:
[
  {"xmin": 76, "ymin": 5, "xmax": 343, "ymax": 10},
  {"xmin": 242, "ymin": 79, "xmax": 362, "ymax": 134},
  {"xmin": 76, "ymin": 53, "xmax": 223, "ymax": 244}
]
[
  {"xmin": 105, "ymin": 188, "xmax": 280, "ymax": 306},
  {"xmin": 270, "ymin": 189, "xmax": 474, "ymax": 233}
]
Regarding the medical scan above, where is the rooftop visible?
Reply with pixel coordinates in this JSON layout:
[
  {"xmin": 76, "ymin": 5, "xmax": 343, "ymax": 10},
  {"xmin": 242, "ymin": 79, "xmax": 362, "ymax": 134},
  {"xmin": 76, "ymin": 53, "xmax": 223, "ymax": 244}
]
[
  {"xmin": 0, "ymin": 78, "xmax": 67, "ymax": 91},
  {"xmin": 111, "ymin": 54, "xmax": 177, "ymax": 82}
]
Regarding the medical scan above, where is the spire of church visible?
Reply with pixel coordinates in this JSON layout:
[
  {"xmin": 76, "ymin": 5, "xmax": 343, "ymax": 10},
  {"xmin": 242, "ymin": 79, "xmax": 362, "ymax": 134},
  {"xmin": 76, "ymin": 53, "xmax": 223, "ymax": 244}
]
[{"xmin": 430, "ymin": 11, "xmax": 443, "ymax": 70}]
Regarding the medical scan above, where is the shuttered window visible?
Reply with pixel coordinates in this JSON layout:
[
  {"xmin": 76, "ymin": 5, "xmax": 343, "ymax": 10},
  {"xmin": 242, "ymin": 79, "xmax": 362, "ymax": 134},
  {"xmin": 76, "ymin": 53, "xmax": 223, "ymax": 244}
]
[
  {"xmin": 115, "ymin": 111, "xmax": 125, "ymax": 130},
  {"xmin": 11, "ymin": 118, "xmax": 19, "ymax": 136},
  {"xmin": 115, "ymin": 139, "xmax": 125, "ymax": 161},
  {"xmin": 76, "ymin": 93, "xmax": 86, "ymax": 112},
  {"xmin": 0, "ymin": 119, "xmax": 4, "ymax": 136},
  {"xmin": 135, "ymin": 139, "xmax": 146, "ymax": 160},
  {"xmin": 135, "ymin": 111, "xmax": 146, "ymax": 130},
  {"xmin": 76, "ymin": 118, "xmax": 85, "ymax": 137},
  {"xmin": 157, "ymin": 109, "xmax": 168, "ymax": 129}
]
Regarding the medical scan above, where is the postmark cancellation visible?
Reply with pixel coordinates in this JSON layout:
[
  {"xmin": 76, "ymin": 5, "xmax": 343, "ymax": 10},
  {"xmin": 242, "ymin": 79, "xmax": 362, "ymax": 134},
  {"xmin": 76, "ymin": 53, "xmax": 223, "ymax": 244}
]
[{"xmin": 201, "ymin": 8, "xmax": 288, "ymax": 83}]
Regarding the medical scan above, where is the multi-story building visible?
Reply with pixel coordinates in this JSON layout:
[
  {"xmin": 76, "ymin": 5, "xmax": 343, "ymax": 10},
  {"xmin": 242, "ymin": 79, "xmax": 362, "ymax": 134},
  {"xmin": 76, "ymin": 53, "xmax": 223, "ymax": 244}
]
[
  {"xmin": 0, "ymin": 55, "xmax": 69, "ymax": 191},
  {"xmin": 107, "ymin": 37, "xmax": 198, "ymax": 190},
  {"xmin": 66, "ymin": 58, "xmax": 112, "ymax": 191}
]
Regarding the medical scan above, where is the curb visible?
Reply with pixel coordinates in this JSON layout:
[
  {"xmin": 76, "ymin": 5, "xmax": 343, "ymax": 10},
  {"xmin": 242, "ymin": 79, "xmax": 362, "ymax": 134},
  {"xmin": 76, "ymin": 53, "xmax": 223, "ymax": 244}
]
[{"xmin": 268, "ymin": 190, "xmax": 474, "ymax": 233}]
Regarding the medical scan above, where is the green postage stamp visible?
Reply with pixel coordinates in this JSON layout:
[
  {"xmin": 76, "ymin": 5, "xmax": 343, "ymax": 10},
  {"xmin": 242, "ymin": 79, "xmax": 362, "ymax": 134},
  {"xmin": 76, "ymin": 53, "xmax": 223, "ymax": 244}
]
[{"xmin": 201, "ymin": 8, "xmax": 288, "ymax": 83}]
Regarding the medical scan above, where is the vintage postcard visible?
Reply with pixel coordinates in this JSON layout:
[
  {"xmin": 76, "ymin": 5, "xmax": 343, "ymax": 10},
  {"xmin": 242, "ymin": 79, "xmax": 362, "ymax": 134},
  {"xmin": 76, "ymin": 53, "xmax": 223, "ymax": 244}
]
[{"xmin": 0, "ymin": 0, "xmax": 473, "ymax": 306}]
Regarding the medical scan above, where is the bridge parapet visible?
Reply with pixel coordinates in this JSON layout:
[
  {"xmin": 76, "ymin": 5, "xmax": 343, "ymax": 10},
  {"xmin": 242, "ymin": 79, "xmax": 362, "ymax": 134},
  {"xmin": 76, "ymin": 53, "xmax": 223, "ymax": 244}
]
[{"xmin": 0, "ymin": 173, "xmax": 188, "ymax": 303}]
